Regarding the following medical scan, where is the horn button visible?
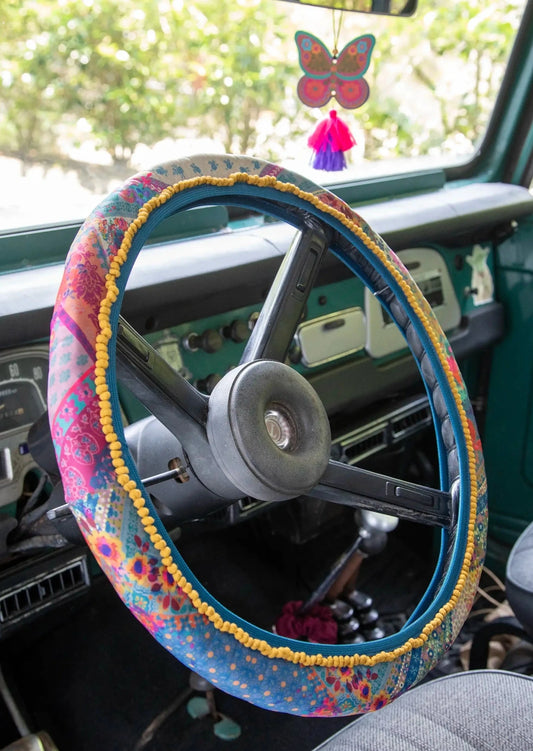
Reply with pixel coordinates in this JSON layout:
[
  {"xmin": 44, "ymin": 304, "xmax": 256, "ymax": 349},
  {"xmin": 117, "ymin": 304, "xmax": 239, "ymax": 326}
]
[{"xmin": 206, "ymin": 360, "xmax": 331, "ymax": 502}]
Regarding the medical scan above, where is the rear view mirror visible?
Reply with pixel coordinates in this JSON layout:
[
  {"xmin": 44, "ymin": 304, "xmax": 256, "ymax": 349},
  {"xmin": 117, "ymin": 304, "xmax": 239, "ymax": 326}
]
[{"xmin": 279, "ymin": 0, "xmax": 416, "ymax": 15}]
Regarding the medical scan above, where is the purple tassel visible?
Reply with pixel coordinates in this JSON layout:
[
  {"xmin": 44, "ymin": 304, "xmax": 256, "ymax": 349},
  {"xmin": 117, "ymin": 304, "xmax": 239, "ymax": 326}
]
[
  {"xmin": 310, "ymin": 136, "xmax": 348, "ymax": 170},
  {"xmin": 308, "ymin": 110, "xmax": 356, "ymax": 171}
]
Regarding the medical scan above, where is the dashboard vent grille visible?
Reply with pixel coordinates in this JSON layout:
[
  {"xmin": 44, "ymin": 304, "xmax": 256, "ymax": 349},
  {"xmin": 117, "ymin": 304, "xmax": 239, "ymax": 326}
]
[
  {"xmin": 333, "ymin": 396, "xmax": 432, "ymax": 465},
  {"xmin": 0, "ymin": 556, "xmax": 89, "ymax": 628},
  {"xmin": 391, "ymin": 405, "xmax": 431, "ymax": 438},
  {"xmin": 344, "ymin": 431, "xmax": 387, "ymax": 463}
]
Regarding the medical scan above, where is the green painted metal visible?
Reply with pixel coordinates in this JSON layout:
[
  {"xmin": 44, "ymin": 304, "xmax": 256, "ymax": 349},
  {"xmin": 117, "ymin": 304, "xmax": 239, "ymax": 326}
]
[
  {"xmin": 510, "ymin": 118, "xmax": 533, "ymax": 185},
  {"xmin": 481, "ymin": 216, "xmax": 533, "ymax": 567},
  {"xmin": 0, "ymin": 205, "xmax": 229, "ymax": 273},
  {"xmin": 332, "ymin": 169, "xmax": 445, "ymax": 206}
]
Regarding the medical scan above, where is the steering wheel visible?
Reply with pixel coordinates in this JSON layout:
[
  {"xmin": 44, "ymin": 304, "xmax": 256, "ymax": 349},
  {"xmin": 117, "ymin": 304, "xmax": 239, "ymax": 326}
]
[{"xmin": 48, "ymin": 154, "xmax": 487, "ymax": 717}]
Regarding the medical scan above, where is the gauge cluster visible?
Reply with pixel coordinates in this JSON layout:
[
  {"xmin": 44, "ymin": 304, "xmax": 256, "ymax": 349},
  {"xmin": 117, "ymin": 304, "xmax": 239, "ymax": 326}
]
[{"xmin": 0, "ymin": 346, "xmax": 48, "ymax": 508}]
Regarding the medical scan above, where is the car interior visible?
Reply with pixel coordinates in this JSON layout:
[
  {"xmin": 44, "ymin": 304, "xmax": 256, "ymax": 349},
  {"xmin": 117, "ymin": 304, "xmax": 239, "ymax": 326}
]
[{"xmin": 1, "ymin": 0, "xmax": 533, "ymax": 749}]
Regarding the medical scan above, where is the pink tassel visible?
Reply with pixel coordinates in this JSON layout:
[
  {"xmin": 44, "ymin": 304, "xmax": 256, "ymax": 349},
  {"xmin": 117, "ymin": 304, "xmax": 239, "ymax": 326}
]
[{"xmin": 308, "ymin": 110, "xmax": 356, "ymax": 171}]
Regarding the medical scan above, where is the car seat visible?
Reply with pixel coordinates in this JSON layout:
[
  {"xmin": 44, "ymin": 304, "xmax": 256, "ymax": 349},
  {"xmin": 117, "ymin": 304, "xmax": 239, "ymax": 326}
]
[
  {"xmin": 312, "ymin": 670, "xmax": 533, "ymax": 750},
  {"xmin": 469, "ymin": 521, "xmax": 533, "ymax": 669}
]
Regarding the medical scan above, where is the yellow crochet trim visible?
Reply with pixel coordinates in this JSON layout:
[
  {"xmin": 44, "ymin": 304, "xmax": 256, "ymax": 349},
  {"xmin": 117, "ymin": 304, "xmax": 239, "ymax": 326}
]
[{"xmin": 95, "ymin": 172, "xmax": 479, "ymax": 668}]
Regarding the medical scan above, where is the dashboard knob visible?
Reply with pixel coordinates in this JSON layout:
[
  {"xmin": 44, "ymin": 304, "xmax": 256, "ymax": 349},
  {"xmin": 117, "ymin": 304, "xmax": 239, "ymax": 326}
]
[
  {"xmin": 196, "ymin": 373, "xmax": 222, "ymax": 394},
  {"xmin": 223, "ymin": 319, "xmax": 250, "ymax": 343},
  {"xmin": 182, "ymin": 332, "xmax": 201, "ymax": 352},
  {"xmin": 183, "ymin": 329, "xmax": 223, "ymax": 353},
  {"xmin": 201, "ymin": 328, "xmax": 223, "ymax": 353}
]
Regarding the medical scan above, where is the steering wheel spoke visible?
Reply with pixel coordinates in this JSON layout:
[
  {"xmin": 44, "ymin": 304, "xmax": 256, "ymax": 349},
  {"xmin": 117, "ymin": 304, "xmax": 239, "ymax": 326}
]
[
  {"xmin": 240, "ymin": 218, "xmax": 329, "ymax": 363},
  {"xmin": 116, "ymin": 316, "xmax": 208, "ymax": 444},
  {"xmin": 310, "ymin": 460, "xmax": 453, "ymax": 528}
]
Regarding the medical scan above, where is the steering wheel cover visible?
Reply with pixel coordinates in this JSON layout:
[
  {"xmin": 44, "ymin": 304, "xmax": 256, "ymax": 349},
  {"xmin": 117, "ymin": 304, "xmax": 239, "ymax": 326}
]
[{"xmin": 49, "ymin": 154, "xmax": 487, "ymax": 716}]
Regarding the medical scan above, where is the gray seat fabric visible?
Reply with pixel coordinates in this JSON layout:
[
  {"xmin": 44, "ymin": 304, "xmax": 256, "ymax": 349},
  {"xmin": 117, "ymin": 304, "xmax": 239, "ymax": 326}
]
[
  {"xmin": 506, "ymin": 521, "xmax": 533, "ymax": 636},
  {"xmin": 313, "ymin": 670, "xmax": 533, "ymax": 751}
]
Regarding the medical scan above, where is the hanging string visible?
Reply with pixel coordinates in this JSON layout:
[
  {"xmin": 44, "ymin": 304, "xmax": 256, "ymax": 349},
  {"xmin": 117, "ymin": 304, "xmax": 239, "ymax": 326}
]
[{"xmin": 331, "ymin": 9, "xmax": 344, "ymax": 57}]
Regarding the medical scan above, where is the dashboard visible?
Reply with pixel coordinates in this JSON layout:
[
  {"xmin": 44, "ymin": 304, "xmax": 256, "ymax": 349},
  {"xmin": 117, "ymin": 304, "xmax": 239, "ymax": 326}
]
[{"xmin": 0, "ymin": 179, "xmax": 532, "ymax": 636}]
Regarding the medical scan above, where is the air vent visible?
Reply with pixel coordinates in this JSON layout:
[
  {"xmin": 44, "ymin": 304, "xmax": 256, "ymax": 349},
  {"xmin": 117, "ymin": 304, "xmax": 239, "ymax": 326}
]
[
  {"xmin": 0, "ymin": 556, "xmax": 89, "ymax": 629},
  {"xmin": 391, "ymin": 405, "xmax": 431, "ymax": 438},
  {"xmin": 333, "ymin": 396, "xmax": 431, "ymax": 465},
  {"xmin": 344, "ymin": 431, "xmax": 387, "ymax": 463}
]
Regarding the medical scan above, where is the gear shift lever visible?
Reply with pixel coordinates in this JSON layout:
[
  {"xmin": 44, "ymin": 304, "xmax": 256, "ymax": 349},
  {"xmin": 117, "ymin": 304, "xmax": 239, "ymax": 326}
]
[{"xmin": 300, "ymin": 510, "xmax": 398, "ymax": 614}]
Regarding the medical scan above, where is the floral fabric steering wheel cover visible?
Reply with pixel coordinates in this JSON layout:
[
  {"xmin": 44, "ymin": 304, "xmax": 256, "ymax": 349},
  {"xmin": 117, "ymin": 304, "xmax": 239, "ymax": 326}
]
[{"xmin": 48, "ymin": 154, "xmax": 487, "ymax": 717}]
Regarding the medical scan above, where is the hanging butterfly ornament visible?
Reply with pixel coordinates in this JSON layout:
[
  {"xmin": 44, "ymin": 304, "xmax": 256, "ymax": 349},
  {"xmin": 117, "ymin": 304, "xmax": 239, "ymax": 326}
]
[
  {"xmin": 295, "ymin": 31, "xmax": 375, "ymax": 110},
  {"xmin": 295, "ymin": 23, "xmax": 375, "ymax": 171}
]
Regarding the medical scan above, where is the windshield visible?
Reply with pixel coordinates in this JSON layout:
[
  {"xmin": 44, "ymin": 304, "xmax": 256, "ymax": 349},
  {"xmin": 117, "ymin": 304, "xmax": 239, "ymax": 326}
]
[{"xmin": 0, "ymin": 0, "xmax": 527, "ymax": 231}]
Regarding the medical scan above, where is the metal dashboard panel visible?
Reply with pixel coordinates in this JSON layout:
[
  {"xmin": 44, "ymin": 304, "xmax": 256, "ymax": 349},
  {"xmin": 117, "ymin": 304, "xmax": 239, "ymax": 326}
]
[
  {"xmin": 365, "ymin": 247, "xmax": 461, "ymax": 358},
  {"xmin": 295, "ymin": 307, "xmax": 366, "ymax": 367}
]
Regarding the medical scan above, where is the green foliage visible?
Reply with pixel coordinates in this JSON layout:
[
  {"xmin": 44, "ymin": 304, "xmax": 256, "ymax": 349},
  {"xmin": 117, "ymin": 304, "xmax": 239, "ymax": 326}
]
[
  {"xmin": 171, "ymin": 0, "xmax": 301, "ymax": 154},
  {"xmin": 57, "ymin": 0, "xmax": 178, "ymax": 162},
  {"xmin": 0, "ymin": 0, "xmax": 182, "ymax": 162},
  {"xmin": 0, "ymin": 0, "xmax": 525, "ymax": 169},
  {"xmin": 358, "ymin": 0, "xmax": 523, "ymax": 159},
  {"xmin": 0, "ymin": 1, "xmax": 73, "ymax": 160},
  {"xmin": 0, "ymin": 0, "xmax": 302, "ymax": 164}
]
